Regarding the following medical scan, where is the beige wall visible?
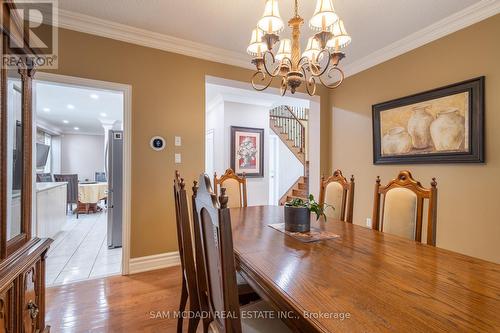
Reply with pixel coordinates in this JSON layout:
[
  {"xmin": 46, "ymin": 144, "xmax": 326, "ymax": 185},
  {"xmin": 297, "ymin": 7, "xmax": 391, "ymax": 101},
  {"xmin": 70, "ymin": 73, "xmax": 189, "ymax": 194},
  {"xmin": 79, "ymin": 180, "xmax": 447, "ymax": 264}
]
[
  {"xmin": 329, "ymin": 15, "xmax": 500, "ymax": 263},
  {"xmin": 43, "ymin": 28, "xmax": 331, "ymax": 258}
]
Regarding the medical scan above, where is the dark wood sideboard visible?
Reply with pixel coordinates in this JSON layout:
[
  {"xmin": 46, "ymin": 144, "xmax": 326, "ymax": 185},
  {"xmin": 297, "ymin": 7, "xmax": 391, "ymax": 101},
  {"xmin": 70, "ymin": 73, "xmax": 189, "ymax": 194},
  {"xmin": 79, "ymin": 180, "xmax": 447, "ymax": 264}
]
[{"xmin": 0, "ymin": 2, "xmax": 52, "ymax": 332}]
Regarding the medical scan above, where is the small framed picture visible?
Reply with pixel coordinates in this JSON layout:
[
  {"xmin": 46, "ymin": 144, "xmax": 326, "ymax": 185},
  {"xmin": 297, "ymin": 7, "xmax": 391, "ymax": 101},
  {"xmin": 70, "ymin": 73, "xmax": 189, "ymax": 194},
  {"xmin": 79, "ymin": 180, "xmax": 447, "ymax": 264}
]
[
  {"xmin": 230, "ymin": 126, "xmax": 264, "ymax": 178},
  {"xmin": 372, "ymin": 76, "xmax": 484, "ymax": 164}
]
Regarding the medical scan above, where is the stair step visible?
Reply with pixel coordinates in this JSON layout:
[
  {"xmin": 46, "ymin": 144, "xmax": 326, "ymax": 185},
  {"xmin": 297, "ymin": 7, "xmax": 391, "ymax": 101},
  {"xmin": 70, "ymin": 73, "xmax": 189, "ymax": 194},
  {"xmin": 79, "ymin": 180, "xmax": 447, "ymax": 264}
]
[
  {"xmin": 293, "ymin": 189, "xmax": 308, "ymax": 197},
  {"xmin": 298, "ymin": 183, "xmax": 307, "ymax": 190},
  {"xmin": 287, "ymin": 195, "xmax": 307, "ymax": 201}
]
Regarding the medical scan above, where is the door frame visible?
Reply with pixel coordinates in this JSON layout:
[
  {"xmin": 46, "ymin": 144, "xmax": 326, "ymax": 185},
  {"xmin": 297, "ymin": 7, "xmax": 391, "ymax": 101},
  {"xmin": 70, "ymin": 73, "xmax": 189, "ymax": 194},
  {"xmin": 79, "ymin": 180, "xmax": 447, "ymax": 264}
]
[
  {"xmin": 205, "ymin": 75, "xmax": 321, "ymax": 198},
  {"xmin": 33, "ymin": 72, "xmax": 132, "ymax": 275}
]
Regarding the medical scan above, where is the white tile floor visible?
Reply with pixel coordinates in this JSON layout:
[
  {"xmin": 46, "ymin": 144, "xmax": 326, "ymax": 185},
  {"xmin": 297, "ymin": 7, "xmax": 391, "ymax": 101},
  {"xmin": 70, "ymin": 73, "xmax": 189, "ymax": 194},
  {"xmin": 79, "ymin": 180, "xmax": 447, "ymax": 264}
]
[{"xmin": 46, "ymin": 211, "xmax": 122, "ymax": 286}]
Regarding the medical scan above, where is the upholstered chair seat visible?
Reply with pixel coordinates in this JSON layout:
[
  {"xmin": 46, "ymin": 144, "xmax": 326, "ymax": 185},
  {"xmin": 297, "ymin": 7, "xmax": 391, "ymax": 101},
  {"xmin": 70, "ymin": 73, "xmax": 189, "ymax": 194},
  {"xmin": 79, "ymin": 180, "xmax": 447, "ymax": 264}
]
[
  {"xmin": 372, "ymin": 171, "xmax": 438, "ymax": 245},
  {"xmin": 223, "ymin": 178, "xmax": 244, "ymax": 208},
  {"xmin": 319, "ymin": 170, "xmax": 355, "ymax": 222},
  {"xmin": 323, "ymin": 181, "xmax": 344, "ymax": 219},
  {"xmin": 214, "ymin": 168, "xmax": 248, "ymax": 208},
  {"xmin": 382, "ymin": 187, "xmax": 417, "ymax": 240}
]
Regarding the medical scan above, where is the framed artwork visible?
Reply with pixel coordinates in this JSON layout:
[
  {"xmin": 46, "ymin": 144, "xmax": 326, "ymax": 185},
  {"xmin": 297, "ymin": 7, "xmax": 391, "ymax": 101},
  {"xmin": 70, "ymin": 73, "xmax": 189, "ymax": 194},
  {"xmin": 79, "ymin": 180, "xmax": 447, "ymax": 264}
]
[
  {"xmin": 230, "ymin": 126, "xmax": 264, "ymax": 178},
  {"xmin": 372, "ymin": 76, "xmax": 484, "ymax": 164}
]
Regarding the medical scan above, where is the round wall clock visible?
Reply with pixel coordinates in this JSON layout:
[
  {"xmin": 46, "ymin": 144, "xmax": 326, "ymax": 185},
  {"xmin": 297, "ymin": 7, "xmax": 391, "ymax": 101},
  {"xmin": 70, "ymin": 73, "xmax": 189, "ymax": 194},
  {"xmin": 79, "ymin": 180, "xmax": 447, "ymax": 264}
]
[{"xmin": 150, "ymin": 136, "xmax": 166, "ymax": 151}]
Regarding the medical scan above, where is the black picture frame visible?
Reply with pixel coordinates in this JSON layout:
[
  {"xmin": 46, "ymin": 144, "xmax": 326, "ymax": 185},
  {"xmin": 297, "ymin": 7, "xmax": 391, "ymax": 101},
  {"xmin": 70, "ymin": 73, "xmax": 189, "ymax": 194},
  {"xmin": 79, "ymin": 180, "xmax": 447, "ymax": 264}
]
[
  {"xmin": 372, "ymin": 76, "xmax": 484, "ymax": 164},
  {"xmin": 230, "ymin": 126, "xmax": 264, "ymax": 178}
]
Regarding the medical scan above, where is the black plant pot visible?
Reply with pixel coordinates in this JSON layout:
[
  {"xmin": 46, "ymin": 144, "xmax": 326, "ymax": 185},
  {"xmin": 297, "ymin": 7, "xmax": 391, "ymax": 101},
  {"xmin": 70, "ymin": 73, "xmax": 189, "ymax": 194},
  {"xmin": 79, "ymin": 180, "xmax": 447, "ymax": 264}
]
[{"xmin": 284, "ymin": 206, "xmax": 311, "ymax": 232}]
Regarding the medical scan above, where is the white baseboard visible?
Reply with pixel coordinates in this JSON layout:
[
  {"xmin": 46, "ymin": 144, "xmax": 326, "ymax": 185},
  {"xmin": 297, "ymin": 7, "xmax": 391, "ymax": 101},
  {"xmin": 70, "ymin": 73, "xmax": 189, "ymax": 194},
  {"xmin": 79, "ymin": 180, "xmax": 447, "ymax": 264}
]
[{"xmin": 129, "ymin": 251, "xmax": 180, "ymax": 274}]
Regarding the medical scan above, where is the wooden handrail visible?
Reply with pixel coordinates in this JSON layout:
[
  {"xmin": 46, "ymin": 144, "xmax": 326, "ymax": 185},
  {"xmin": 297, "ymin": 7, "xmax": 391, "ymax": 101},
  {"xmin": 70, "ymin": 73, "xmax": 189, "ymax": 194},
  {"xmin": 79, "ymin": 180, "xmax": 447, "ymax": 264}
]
[{"xmin": 284, "ymin": 105, "xmax": 304, "ymax": 124}]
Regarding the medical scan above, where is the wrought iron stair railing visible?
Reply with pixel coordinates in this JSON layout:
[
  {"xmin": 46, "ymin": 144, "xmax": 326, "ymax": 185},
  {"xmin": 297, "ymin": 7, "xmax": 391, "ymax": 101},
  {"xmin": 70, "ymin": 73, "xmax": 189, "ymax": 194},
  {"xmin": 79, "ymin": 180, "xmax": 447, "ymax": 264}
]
[{"xmin": 269, "ymin": 105, "xmax": 308, "ymax": 156}]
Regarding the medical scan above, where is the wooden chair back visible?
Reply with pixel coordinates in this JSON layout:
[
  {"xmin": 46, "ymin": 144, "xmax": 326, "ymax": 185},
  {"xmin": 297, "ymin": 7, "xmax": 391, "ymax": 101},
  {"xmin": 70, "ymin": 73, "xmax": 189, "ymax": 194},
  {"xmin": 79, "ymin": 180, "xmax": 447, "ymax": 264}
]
[
  {"xmin": 193, "ymin": 174, "xmax": 242, "ymax": 333},
  {"xmin": 319, "ymin": 170, "xmax": 355, "ymax": 223},
  {"xmin": 173, "ymin": 171, "xmax": 200, "ymax": 330},
  {"xmin": 372, "ymin": 171, "xmax": 437, "ymax": 245},
  {"xmin": 214, "ymin": 168, "xmax": 247, "ymax": 208}
]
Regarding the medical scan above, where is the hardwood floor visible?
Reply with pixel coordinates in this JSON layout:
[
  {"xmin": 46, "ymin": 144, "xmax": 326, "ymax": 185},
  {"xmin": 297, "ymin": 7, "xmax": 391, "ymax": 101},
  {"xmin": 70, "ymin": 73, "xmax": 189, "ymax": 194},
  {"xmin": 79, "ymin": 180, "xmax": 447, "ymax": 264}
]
[{"xmin": 46, "ymin": 266, "xmax": 185, "ymax": 332}]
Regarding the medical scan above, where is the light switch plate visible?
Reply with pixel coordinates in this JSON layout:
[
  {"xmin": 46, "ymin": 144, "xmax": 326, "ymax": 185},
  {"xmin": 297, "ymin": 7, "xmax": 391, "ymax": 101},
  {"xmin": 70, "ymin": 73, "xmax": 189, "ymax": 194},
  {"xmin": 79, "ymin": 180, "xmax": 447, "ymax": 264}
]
[
  {"xmin": 175, "ymin": 153, "xmax": 181, "ymax": 164},
  {"xmin": 175, "ymin": 136, "xmax": 181, "ymax": 146}
]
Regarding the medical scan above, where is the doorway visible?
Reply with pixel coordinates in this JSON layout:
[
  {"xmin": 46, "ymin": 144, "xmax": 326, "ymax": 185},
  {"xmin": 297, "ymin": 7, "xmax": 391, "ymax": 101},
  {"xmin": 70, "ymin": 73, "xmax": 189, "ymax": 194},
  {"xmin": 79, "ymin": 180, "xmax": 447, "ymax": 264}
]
[
  {"xmin": 204, "ymin": 77, "xmax": 318, "ymax": 205},
  {"xmin": 33, "ymin": 73, "xmax": 132, "ymax": 285}
]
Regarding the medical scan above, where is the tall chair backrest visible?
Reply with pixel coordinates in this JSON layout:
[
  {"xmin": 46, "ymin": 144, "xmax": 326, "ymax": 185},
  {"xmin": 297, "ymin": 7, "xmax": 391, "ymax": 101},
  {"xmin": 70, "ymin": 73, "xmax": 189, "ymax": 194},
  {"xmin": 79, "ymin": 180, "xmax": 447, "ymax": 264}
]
[
  {"xmin": 95, "ymin": 172, "xmax": 107, "ymax": 182},
  {"xmin": 214, "ymin": 168, "xmax": 247, "ymax": 208},
  {"xmin": 36, "ymin": 173, "xmax": 52, "ymax": 182},
  {"xmin": 319, "ymin": 169, "xmax": 355, "ymax": 223},
  {"xmin": 53, "ymin": 174, "xmax": 78, "ymax": 204},
  {"xmin": 173, "ymin": 171, "xmax": 200, "ymax": 331},
  {"xmin": 193, "ymin": 174, "xmax": 241, "ymax": 333},
  {"xmin": 372, "ymin": 171, "xmax": 438, "ymax": 245}
]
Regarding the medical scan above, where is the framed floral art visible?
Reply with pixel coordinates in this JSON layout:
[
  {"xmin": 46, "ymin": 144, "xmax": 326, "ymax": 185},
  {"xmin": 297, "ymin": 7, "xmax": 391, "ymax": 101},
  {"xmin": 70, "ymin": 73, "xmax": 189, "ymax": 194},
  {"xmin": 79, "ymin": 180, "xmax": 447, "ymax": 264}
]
[{"xmin": 230, "ymin": 126, "xmax": 264, "ymax": 178}]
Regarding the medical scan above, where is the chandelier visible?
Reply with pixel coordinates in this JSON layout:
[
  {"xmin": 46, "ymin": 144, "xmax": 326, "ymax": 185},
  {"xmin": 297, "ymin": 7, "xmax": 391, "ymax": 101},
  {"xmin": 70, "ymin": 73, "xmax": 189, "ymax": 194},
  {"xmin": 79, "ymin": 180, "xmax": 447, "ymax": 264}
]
[{"xmin": 247, "ymin": 0, "xmax": 351, "ymax": 96}]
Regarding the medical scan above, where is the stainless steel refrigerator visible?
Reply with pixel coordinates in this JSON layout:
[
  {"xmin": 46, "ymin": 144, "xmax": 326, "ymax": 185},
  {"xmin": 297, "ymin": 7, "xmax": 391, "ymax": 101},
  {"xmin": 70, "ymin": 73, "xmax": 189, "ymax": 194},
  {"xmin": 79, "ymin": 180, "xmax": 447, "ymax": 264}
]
[{"xmin": 107, "ymin": 130, "xmax": 123, "ymax": 249}]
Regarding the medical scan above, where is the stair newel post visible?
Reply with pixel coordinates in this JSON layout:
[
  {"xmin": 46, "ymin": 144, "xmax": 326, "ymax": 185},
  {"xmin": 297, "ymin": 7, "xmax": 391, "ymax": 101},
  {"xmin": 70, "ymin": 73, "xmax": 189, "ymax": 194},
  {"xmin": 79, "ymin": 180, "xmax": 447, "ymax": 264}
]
[{"xmin": 301, "ymin": 125, "xmax": 305, "ymax": 154}]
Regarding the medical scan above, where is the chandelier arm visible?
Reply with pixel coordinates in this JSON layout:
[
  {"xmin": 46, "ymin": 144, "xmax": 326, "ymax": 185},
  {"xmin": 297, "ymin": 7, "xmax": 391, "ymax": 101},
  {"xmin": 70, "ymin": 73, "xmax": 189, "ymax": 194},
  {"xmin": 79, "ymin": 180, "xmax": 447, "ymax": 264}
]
[
  {"xmin": 311, "ymin": 49, "xmax": 333, "ymax": 77},
  {"xmin": 298, "ymin": 57, "xmax": 322, "ymax": 78},
  {"xmin": 300, "ymin": 66, "xmax": 317, "ymax": 96},
  {"xmin": 262, "ymin": 51, "xmax": 281, "ymax": 77},
  {"xmin": 318, "ymin": 66, "xmax": 345, "ymax": 89},
  {"xmin": 251, "ymin": 70, "xmax": 274, "ymax": 91},
  {"xmin": 281, "ymin": 56, "xmax": 293, "ymax": 68},
  {"xmin": 280, "ymin": 76, "xmax": 288, "ymax": 96}
]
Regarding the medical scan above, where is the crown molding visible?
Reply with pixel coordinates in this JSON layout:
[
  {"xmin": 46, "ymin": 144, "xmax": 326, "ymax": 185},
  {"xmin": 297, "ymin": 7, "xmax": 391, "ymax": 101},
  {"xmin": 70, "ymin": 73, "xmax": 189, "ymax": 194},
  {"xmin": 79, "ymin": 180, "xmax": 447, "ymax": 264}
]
[
  {"xmin": 57, "ymin": 1, "xmax": 499, "ymax": 78},
  {"xmin": 57, "ymin": 9, "xmax": 252, "ymax": 70},
  {"xmin": 342, "ymin": 0, "xmax": 500, "ymax": 77}
]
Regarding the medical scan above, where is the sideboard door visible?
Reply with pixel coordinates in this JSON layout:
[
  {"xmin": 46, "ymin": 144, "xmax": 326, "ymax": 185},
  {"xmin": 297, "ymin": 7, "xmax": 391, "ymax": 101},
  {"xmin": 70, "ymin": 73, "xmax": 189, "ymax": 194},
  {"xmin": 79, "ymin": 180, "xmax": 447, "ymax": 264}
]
[
  {"xmin": 0, "ymin": 283, "xmax": 15, "ymax": 333},
  {"xmin": 20, "ymin": 263, "xmax": 41, "ymax": 333}
]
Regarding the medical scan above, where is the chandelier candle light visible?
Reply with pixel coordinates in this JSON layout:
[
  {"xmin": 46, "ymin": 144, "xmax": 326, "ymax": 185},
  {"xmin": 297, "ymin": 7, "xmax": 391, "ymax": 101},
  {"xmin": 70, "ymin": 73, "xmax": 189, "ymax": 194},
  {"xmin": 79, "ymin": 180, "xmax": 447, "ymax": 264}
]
[{"xmin": 247, "ymin": 0, "xmax": 351, "ymax": 96}]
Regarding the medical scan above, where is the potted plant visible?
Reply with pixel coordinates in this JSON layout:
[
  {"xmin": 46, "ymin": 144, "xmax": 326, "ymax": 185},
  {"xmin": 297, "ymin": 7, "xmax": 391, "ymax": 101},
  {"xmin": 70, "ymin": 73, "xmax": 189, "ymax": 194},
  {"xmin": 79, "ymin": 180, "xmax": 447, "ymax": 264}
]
[{"xmin": 284, "ymin": 195, "xmax": 332, "ymax": 232}]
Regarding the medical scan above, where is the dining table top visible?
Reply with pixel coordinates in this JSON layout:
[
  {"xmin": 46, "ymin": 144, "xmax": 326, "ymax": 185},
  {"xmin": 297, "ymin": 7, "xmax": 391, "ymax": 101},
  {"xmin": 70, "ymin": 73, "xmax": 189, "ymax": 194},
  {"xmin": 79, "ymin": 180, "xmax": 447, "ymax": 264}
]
[{"xmin": 229, "ymin": 205, "xmax": 500, "ymax": 333}]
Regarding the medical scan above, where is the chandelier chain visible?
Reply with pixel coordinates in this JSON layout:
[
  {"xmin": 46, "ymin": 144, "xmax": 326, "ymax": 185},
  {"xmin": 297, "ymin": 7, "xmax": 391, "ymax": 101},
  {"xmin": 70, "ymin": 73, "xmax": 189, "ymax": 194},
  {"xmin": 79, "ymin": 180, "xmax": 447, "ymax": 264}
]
[{"xmin": 294, "ymin": 0, "xmax": 299, "ymax": 17}]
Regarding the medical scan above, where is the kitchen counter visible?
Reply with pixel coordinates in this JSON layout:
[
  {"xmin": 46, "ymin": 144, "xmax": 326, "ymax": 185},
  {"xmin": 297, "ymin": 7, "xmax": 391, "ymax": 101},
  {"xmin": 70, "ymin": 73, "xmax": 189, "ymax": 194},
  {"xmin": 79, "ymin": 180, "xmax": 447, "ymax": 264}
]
[
  {"xmin": 36, "ymin": 182, "xmax": 68, "ymax": 193},
  {"xmin": 36, "ymin": 182, "xmax": 67, "ymax": 238}
]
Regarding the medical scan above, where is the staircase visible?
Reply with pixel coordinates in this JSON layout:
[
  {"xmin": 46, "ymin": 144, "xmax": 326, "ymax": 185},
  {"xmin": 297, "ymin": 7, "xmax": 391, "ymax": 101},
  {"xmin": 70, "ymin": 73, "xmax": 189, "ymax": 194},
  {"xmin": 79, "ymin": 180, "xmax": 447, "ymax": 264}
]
[{"xmin": 269, "ymin": 106, "xmax": 309, "ymax": 205}]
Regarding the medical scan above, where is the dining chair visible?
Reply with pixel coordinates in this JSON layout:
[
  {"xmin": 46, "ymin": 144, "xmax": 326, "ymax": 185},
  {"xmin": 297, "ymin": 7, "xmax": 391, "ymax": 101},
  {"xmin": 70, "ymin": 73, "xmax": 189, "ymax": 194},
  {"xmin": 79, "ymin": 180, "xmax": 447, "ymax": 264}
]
[
  {"xmin": 36, "ymin": 173, "xmax": 52, "ymax": 182},
  {"xmin": 192, "ymin": 174, "xmax": 292, "ymax": 333},
  {"xmin": 319, "ymin": 169, "xmax": 355, "ymax": 222},
  {"xmin": 54, "ymin": 174, "xmax": 79, "ymax": 218},
  {"xmin": 214, "ymin": 168, "xmax": 247, "ymax": 208},
  {"xmin": 173, "ymin": 171, "xmax": 200, "ymax": 333},
  {"xmin": 95, "ymin": 172, "xmax": 107, "ymax": 182},
  {"xmin": 372, "ymin": 170, "xmax": 438, "ymax": 245}
]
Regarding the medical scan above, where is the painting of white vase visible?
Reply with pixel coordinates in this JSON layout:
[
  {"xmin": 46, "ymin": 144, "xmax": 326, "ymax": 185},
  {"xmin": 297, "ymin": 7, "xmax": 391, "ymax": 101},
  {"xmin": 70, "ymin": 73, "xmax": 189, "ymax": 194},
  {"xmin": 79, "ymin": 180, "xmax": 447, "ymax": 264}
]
[
  {"xmin": 430, "ymin": 107, "xmax": 465, "ymax": 151},
  {"xmin": 407, "ymin": 105, "xmax": 434, "ymax": 149},
  {"xmin": 382, "ymin": 127, "xmax": 412, "ymax": 155},
  {"xmin": 372, "ymin": 76, "xmax": 484, "ymax": 164}
]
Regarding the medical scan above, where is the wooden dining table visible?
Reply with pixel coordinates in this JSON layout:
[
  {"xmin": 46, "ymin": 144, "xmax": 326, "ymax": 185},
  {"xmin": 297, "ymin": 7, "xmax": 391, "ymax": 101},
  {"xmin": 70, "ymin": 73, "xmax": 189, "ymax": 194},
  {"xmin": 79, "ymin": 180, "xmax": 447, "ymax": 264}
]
[{"xmin": 230, "ymin": 206, "xmax": 500, "ymax": 333}]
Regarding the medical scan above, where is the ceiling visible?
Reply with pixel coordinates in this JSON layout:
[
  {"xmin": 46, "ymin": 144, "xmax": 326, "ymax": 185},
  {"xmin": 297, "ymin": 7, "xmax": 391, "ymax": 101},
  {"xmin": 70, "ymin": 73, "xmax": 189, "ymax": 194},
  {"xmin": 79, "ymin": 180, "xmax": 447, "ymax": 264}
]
[
  {"xmin": 35, "ymin": 81, "xmax": 123, "ymax": 135},
  {"xmin": 206, "ymin": 83, "xmax": 310, "ymax": 111},
  {"xmin": 58, "ymin": 0, "xmax": 483, "ymax": 68}
]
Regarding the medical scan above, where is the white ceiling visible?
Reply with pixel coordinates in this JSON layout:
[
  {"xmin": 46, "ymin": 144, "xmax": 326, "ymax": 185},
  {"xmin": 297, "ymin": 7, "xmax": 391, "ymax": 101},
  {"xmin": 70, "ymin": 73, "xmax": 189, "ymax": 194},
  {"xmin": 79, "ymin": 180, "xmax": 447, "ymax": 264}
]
[
  {"xmin": 206, "ymin": 83, "xmax": 310, "ymax": 111},
  {"xmin": 58, "ymin": 0, "xmax": 483, "ymax": 67},
  {"xmin": 35, "ymin": 81, "xmax": 123, "ymax": 135}
]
